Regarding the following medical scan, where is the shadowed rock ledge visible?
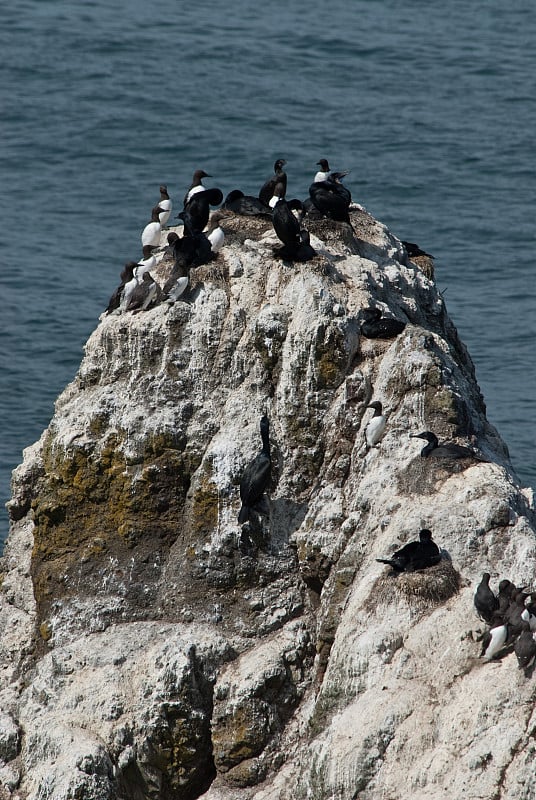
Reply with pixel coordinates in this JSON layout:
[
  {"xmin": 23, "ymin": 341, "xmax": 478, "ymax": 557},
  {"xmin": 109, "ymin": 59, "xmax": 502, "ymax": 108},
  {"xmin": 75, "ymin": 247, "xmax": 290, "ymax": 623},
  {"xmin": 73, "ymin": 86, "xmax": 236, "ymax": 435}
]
[{"xmin": 1, "ymin": 206, "xmax": 535, "ymax": 800}]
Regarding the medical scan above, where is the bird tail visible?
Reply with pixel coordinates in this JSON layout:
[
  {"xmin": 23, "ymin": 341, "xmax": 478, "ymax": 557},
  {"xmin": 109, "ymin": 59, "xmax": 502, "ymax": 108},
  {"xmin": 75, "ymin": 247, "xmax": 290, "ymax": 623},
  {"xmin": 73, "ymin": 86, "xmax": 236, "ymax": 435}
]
[{"xmin": 238, "ymin": 506, "xmax": 250, "ymax": 524}]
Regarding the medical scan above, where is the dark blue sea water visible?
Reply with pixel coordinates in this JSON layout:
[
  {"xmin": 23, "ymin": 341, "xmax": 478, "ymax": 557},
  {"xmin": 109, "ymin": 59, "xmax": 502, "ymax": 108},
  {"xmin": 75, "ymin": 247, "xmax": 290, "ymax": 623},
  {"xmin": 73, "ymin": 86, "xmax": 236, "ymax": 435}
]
[{"xmin": 1, "ymin": 0, "xmax": 535, "ymax": 546}]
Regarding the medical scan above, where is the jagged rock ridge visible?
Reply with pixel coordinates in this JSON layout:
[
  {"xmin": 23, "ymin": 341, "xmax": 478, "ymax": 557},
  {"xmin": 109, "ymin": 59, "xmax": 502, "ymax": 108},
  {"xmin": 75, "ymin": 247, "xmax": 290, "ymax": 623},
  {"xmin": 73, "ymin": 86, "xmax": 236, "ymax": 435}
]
[{"xmin": 1, "ymin": 206, "xmax": 535, "ymax": 800}]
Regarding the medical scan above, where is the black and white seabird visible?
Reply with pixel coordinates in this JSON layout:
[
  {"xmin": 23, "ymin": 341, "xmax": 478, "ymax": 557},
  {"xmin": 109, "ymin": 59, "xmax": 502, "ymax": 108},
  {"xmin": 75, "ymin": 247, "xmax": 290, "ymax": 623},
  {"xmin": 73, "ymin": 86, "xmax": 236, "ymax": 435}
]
[
  {"xmin": 207, "ymin": 211, "xmax": 229, "ymax": 253},
  {"xmin": 308, "ymin": 172, "xmax": 352, "ymax": 225},
  {"xmin": 360, "ymin": 308, "xmax": 406, "ymax": 339},
  {"xmin": 222, "ymin": 189, "xmax": 272, "ymax": 217},
  {"xmin": 473, "ymin": 573, "xmax": 499, "ymax": 623},
  {"xmin": 314, "ymin": 159, "xmax": 331, "ymax": 183},
  {"xmin": 498, "ymin": 579, "xmax": 516, "ymax": 614},
  {"xmin": 410, "ymin": 431, "xmax": 487, "ymax": 461},
  {"xmin": 126, "ymin": 272, "xmax": 161, "ymax": 312},
  {"xmin": 238, "ymin": 415, "xmax": 272, "ymax": 524},
  {"xmin": 136, "ymin": 244, "xmax": 157, "ymax": 281},
  {"xmin": 105, "ymin": 261, "xmax": 137, "ymax": 314},
  {"xmin": 158, "ymin": 185, "xmax": 172, "ymax": 227},
  {"xmin": 365, "ymin": 401, "xmax": 386, "ymax": 448},
  {"xmin": 376, "ymin": 529, "xmax": 441, "ymax": 573},
  {"xmin": 480, "ymin": 623, "xmax": 508, "ymax": 661},
  {"xmin": 141, "ymin": 205, "xmax": 165, "ymax": 249},
  {"xmin": 184, "ymin": 169, "xmax": 211, "ymax": 204},
  {"xmin": 259, "ymin": 159, "xmax": 287, "ymax": 208}
]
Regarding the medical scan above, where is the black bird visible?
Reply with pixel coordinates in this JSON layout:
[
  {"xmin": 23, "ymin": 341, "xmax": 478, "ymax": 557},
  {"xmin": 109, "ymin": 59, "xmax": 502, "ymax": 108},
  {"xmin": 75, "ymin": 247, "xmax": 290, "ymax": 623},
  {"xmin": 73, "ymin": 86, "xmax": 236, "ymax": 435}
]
[
  {"xmin": 178, "ymin": 187, "xmax": 224, "ymax": 236},
  {"xmin": 272, "ymin": 198, "xmax": 302, "ymax": 247},
  {"xmin": 238, "ymin": 416, "xmax": 272, "ymax": 524},
  {"xmin": 259, "ymin": 159, "xmax": 287, "ymax": 207},
  {"xmin": 514, "ymin": 626, "xmax": 536, "ymax": 670},
  {"xmin": 402, "ymin": 241, "xmax": 433, "ymax": 260},
  {"xmin": 222, "ymin": 189, "xmax": 272, "ymax": 217},
  {"xmin": 376, "ymin": 529, "xmax": 441, "ymax": 573},
  {"xmin": 498, "ymin": 579, "xmax": 517, "ymax": 614},
  {"xmin": 308, "ymin": 172, "xmax": 352, "ymax": 224},
  {"xmin": 474, "ymin": 573, "xmax": 499, "ymax": 623},
  {"xmin": 410, "ymin": 431, "xmax": 487, "ymax": 461},
  {"xmin": 105, "ymin": 262, "xmax": 137, "ymax": 314},
  {"xmin": 361, "ymin": 307, "xmax": 406, "ymax": 339}
]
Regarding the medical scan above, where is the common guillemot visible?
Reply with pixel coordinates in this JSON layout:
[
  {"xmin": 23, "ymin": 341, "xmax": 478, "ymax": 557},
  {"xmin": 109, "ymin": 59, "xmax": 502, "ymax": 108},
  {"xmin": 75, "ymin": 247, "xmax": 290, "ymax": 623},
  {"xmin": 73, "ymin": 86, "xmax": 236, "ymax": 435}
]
[
  {"xmin": 157, "ymin": 185, "xmax": 172, "ymax": 227},
  {"xmin": 141, "ymin": 205, "xmax": 165, "ymax": 248},
  {"xmin": 259, "ymin": 159, "xmax": 287, "ymax": 208},
  {"xmin": 365, "ymin": 401, "xmax": 386, "ymax": 448}
]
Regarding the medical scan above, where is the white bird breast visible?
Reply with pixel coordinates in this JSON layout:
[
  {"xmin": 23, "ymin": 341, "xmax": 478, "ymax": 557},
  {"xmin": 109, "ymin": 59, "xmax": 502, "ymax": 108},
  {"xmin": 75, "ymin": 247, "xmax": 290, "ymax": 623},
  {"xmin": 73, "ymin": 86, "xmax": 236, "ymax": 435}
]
[
  {"xmin": 141, "ymin": 221, "xmax": 161, "ymax": 248},
  {"xmin": 366, "ymin": 415, "xmax": 386, "ymax": 447}
]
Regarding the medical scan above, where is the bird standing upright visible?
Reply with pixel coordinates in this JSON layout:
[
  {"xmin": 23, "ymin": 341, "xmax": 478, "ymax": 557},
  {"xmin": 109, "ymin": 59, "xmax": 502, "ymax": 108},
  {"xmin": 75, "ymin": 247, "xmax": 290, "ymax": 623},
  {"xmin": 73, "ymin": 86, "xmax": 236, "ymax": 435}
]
[{"xmin": 238, "ymin": 416, "xmax": 272, "ymax": 524}]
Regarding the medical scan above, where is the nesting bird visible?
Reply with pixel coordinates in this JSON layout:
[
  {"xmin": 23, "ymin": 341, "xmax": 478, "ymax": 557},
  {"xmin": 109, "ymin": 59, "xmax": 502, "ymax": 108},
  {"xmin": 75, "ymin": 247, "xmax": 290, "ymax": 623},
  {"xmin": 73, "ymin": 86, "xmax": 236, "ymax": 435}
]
[
  {"xmin": 473, "ymin": 572, "xmax": 499, "ymax": 623},
  {"xmin": 361, "ymin": 307, "xmax": 406, "ymax": 339},
  {"xmin": 308, "ymin": 171, "xmax": 352, "ymax": 225},
  {"xmin": 376, "ymin": 529, "xmax": 441, "ymax": 573},
  {"xmin": 410, "ymin": 431, "xmax": 487, "ymax": 461},
  {"xmin": 222, "ymin": 189, "xmax": 272, "ymax": 217}
]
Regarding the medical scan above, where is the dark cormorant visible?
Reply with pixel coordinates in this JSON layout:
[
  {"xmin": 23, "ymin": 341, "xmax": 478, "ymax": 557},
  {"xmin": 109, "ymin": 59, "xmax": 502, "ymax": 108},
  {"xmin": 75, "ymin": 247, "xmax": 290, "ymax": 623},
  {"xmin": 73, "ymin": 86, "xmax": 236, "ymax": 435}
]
[
  {"xmin": 238, "ymin": 415, "xmax": 272, "ymax": 524},
  {"xmin": 178, "ymin": 187, "xmax": 223, "ymax": 236},
  {"xmin": 361, "ymin": 308, "xmax": 406, "ymax": 339},
  {"xmin": 259, "ymin": 159, "xmax": 287, "ymax": 207},
  {"xmin": 376, "ymin": 529, "xmax": 441, "ymax": 572},
  {"xmin": 308, "ymin": 172, "xmax": 352, "ymax": 224},
  {"xmin": 410, "ymin": 431, "xmax": 487, "ymax": 461},
  {"xmin": 222, "ymin": 189, "xmax": 272, "ymax": 217}
]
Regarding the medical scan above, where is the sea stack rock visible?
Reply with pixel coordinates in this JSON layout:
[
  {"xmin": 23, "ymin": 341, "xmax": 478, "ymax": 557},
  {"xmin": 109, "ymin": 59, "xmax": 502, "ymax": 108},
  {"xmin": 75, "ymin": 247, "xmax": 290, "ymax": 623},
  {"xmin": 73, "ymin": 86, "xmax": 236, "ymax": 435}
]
[{"xmin": 1, "ymin": 205, "xmax": 535, "ymax": 800}]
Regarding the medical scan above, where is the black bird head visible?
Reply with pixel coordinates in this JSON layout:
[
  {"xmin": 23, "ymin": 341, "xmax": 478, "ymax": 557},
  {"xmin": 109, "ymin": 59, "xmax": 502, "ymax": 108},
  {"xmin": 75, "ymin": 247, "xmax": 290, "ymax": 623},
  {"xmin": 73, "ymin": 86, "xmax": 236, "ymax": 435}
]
[
  {"xmin": 419, "ymin": 529, "xmax": 433, "ymax": 542},
  {"xmin": 367, "ymin": 401, "xmax": 383, "ymax": 414},
  {"xmin": 410, "ymin": 431, "xmax": 437, "ymax": 444},
  {"xmin": 274, "ymin": 159, "xmax": 287, "ymax": 172},
  {"xmin": 362, "ymin": 307, "xmax": 382, "ymax": 322},
  {"xmin": 316, "ymin": 159, "xmax": 330, "ymax": 171}
]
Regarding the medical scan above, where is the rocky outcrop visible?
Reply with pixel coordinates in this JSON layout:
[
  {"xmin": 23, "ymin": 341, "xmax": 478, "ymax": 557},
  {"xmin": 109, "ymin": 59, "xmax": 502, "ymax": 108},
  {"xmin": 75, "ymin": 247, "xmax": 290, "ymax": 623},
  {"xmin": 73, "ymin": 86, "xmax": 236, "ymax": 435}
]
[{"xmin": 1, "ymin": 205, "xmax": 535, "ymax": 799}]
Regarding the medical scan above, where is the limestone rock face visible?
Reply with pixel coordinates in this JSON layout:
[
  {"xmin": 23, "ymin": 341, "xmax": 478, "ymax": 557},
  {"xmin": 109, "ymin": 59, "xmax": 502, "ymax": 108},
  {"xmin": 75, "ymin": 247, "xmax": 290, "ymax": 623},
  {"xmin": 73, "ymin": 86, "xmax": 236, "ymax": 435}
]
[{"xmin": 1, "ymin": 207, "xmax": 535, "ymax": 799}]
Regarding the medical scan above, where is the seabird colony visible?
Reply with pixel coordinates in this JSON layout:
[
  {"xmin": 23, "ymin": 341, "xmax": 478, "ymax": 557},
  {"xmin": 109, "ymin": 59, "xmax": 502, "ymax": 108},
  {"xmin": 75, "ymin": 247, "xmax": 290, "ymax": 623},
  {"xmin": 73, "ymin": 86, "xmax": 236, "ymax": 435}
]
[{"xmin": 101, "ymin": 158, "xmax": 522, "ymax": 674}]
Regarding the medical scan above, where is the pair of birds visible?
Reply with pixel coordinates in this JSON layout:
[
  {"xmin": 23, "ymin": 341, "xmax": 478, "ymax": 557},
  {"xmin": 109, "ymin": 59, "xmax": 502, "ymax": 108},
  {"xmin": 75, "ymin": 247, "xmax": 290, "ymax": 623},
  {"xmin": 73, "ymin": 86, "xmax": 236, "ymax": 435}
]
[{"xmin": 474, "ymin": 573, "xmax": 536, "ymax": 670}]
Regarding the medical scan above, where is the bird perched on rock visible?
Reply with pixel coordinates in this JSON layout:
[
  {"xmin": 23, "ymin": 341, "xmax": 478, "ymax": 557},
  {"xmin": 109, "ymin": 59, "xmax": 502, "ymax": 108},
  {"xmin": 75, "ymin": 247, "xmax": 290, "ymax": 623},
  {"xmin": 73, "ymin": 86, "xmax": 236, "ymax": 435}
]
[
  {"xmin": 514, "ymin": 627, "xmax": 536, "ymax": 670},
  {"xmin": 184, "ymin": 169, "xmax": 211, "ymax": 204},
  {"xmin": 480, "ymin": 623, "xmax": 509, "ymax": 661},
  {"xmin": 238, "ymin": 415, "xmax": 272, "ymax": 524},
  {"xmin": 222, "ymin": 189, "xmax": 272, "ymax": 217},
  {"xmin": 473, "ymin": 572, "xmax": 499, "ymax": 623},
  {"xmin": 135, "ymin": 244, "xmax": 157, "ymax": 281},
  {"xmin": 308, "ymin": 172, "xmax": 352, "ymax": 225},
  {"xmin": 376, "ymin": 529, "xmax": 441, "ymax": 573},
  {"xmin": 410, "ymin": 431, "xmax": 487, "ymax": 461},
  {"xmin": 259, "ymin": 159, "xmax": 287, "ymax": 208},
  {"xmin": 105, "ymin": 262, "xmax": 137, "ymax": 314},
  {"xmin": 365, "ymin": 401, "xmax": 386, "ymax": 448},
  {"xmin": 126, "ymin": 272, "xmax": 161, "ymax": 312},
  {"xmin": 272, "ymin": 198, "xmax": 314, "ymax": 261},
  {"xmin": 141, "ymin": 205, "xmax": 165, "ymax": 249},
  {"xmin": 157, "ymin": 185, "xmax": 172, "ymax": 227},
  {"xmin": 207, "ymin": 211, "xmax": 228, "ymax": 253},
  {"xmin": 179, "ymin": 187, "xmax": 224, "ymax": 236},
  {"xmin": 361, "ymin": 307, "xmax": 406, "ymax": 339}
]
